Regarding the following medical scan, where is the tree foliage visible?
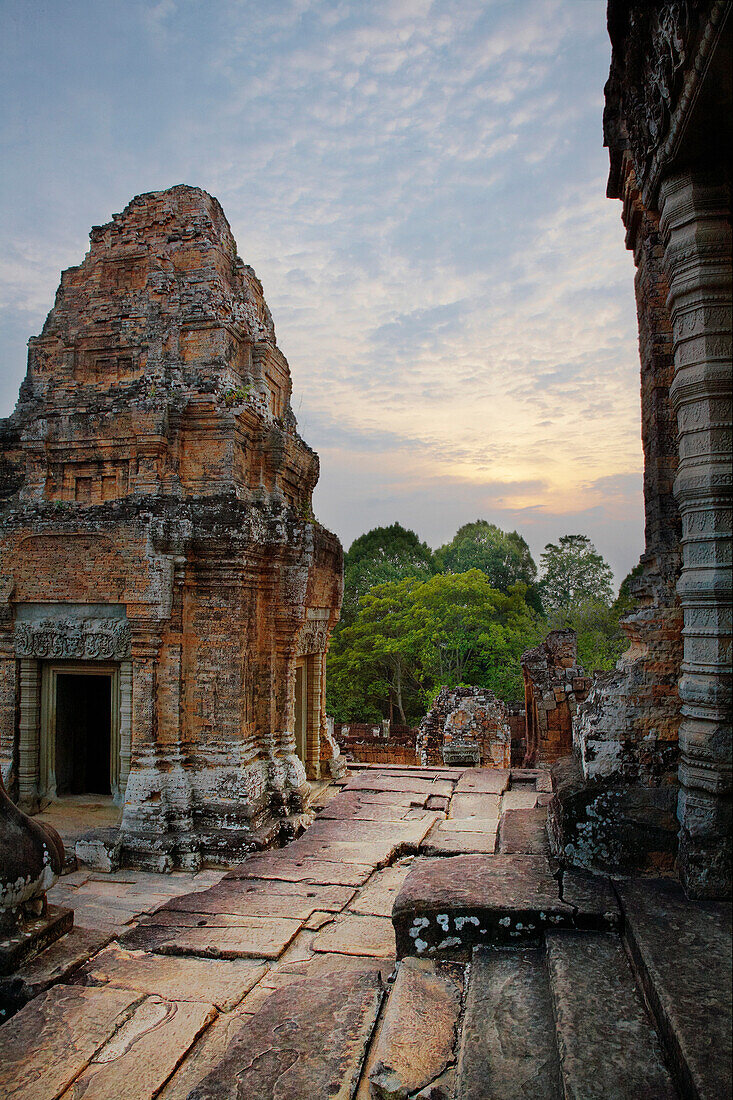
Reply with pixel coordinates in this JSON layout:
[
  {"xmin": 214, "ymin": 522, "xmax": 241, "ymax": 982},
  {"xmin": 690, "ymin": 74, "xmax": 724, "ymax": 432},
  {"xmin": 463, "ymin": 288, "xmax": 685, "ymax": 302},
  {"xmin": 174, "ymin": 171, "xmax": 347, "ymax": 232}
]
[
  {"xmin": 327, "ymin": 521, "xmax": 631, "ymax": 721},
  {"xmin": 340, "ymin": 523, "xmax": 435, "ymax": 625},
  {"xmin": 327, "ymin": 571, "xmax": 542, "ymax": 723},
  {"xmin": 539, "ymin": 534, "xmax": 614, "ymax": 618}
]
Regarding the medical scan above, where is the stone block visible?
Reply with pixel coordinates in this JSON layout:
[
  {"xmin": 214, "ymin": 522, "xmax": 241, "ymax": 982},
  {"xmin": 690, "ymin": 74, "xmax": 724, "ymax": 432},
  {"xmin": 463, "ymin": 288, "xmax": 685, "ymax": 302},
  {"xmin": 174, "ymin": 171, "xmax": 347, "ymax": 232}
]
[
  {"xmin": 75, "ymin": 943, "xmax": 268, "ymax": 1010},
  {"xmin": 313, "ymin": 914, "xmax": 396, "ymax": 958},
  {"xmin": 369, "ymin": 957, "xmax": 462, "ymax": 1099},
  {"xmin": 546, "ymin": 931, "xmax": 676, "ymax": 1099},
  {"xmin": 455, "ymin": 947, "xmax": 560, "ymax": 1100},
  {"xmin": 0, "ymin": 983, "xmax": 142, "ymax": 1100},
  {"xmin": 75, "ymin": 827, "xmax": 122, "ymax": 872},
  {"xmin": 177, "ymin": 962, "xmax": 384, "ymax": 1099}
]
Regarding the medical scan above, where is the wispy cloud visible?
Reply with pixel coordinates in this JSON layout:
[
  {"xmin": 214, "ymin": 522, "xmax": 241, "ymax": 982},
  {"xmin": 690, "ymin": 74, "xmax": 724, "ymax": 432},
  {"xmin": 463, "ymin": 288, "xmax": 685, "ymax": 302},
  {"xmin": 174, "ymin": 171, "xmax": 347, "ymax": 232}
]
[{"xmin": 0, "ymin": 0, "xmax": 641, "ymax": 583}]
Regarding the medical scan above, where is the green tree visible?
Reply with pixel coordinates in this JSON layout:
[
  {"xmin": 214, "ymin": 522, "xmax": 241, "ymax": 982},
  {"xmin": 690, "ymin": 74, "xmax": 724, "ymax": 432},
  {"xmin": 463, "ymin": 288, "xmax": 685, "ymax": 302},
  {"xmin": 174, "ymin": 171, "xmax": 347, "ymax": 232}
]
[
  {"xmin": 340, "ymin": 523, "xmax": 435, "ymax": 626},
  {"xmin": 539, "ymin": 534, "xmax": 614, "ymax": 618},
  {"xmin": 435, "ymin": 520, "xmax": 543, "ymax": 612},
  {"xmin": 327, "ymin": 578, "xmax": 424, "ymax": 723},
  {"xmin": 548, "ymin": 599, "xmax": 625, "ymax": 674}
]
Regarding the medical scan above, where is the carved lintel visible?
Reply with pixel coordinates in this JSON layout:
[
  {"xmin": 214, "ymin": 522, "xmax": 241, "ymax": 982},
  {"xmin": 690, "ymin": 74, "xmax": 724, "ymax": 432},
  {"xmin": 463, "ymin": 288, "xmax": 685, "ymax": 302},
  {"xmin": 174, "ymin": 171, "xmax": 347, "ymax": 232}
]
[{"xmin": 13, "ymin": 618, "xmax": 132, "ymax": 661}]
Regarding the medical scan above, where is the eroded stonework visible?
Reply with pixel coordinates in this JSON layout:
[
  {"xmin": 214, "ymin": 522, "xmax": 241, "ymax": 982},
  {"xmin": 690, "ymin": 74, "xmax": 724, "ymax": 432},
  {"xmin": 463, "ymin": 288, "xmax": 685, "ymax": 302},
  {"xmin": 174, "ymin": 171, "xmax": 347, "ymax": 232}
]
[
  {"xmin": 417, "ymin": 686, "xmax": 511, "ymax": 769},
  {"xmin": 522, "ymin": 631, "xmax": 591, "ymax": 768},
  {"xmin": 0, "ymin": 185, "xmax": 344, "ymax": 870},
  {"xmin": 563, "ymin": 0, "xmax": 732, "ymax": 897}
]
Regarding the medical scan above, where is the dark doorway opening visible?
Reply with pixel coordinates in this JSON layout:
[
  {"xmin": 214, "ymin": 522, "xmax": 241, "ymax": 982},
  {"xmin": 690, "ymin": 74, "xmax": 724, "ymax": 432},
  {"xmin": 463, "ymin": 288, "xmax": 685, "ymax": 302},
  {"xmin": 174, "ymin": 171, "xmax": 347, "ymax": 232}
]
[{"xmin": 55, "ymin": 674, "xmax": 112, "ymax": 795}]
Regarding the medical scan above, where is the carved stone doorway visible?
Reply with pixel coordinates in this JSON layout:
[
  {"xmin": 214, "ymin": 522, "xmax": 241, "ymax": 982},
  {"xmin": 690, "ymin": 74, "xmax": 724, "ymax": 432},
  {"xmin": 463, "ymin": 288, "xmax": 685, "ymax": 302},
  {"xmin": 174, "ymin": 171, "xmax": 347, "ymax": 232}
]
[
  {"xmin": 294, "ymin": 658, "xmax": 308, "ymax": 765},
  {"xmin": 40, "ymin": 664, "xmax": 119, "ymax": 805},
  {"xmin": 55, "ymin": 672, "xmax": 112, "ymax": 796}
]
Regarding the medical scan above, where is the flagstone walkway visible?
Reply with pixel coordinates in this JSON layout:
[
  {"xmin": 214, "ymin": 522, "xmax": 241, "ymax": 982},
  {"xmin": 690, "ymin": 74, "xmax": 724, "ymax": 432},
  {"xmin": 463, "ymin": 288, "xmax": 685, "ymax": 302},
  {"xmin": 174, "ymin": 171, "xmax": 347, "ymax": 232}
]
[
  {"xmin": 2, "ymin": 765, "xmax": 521, "ymax": 1099},
  {"xmin": 2, "ymin": 765, "xmax": 731, "ymax": 1099}
]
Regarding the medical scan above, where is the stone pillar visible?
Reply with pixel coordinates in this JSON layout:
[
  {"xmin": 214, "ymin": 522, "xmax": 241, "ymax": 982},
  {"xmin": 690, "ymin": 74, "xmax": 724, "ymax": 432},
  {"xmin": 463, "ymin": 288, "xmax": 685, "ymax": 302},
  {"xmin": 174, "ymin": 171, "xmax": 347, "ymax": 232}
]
[
  {"xmin": 659, "ymin": 171, "xmax": 732, "ymax": 898},
  {"xmin": 118, "ymin": 659, "xmax": 133, "ymax": 800},
  {"xmin": 17, "ymin": 660, "xmax": 40, "ymax": 812}
]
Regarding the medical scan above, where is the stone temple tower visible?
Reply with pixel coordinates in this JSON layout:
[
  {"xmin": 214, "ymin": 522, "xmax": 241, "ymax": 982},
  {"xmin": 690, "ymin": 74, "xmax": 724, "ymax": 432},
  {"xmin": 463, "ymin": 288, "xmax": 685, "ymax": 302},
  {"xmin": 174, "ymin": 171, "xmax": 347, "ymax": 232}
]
[{"xmin": 0, "ymin": 185, "xmax": 344, "ymax": 870}]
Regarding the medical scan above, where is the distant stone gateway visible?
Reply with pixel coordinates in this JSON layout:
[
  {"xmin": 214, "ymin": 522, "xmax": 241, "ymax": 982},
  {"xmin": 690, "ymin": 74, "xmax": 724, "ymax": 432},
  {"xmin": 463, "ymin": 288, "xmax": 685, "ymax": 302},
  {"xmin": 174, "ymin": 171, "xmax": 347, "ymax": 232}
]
[{"xmin": 0, "ymin": 185, "xmax": 344, "ymax": 870}]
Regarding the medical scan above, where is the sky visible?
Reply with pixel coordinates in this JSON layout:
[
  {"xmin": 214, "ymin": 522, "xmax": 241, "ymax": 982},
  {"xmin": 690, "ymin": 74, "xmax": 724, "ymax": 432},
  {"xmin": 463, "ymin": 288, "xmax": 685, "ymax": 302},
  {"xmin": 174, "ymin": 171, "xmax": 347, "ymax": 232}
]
[{"xmin": 0, "ymin": 0, "xmax": 643, "ymax": 586}]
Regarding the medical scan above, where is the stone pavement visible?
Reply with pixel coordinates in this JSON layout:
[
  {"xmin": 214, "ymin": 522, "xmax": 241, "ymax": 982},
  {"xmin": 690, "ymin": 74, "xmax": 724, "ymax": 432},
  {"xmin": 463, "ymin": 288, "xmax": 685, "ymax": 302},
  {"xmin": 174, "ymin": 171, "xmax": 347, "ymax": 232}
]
[{"xmin": 1, "ymin": 765, "xmax": 731, "ymax": 1099}]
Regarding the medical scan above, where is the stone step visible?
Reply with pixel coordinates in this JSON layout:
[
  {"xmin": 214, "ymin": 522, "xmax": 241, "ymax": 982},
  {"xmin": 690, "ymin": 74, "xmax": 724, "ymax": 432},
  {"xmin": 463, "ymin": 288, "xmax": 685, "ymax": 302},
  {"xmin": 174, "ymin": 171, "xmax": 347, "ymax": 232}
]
[
  {"xmin": 546, "ymin": 930, "xmax": 678, "ymax": 1100},
  {"xmin": 392, "ymin": 854, "xmax": 619, "ymax": 959},
  {"xmin": 455, "ymin": 946, "xmax": 561, "ymax": 1100},
  {"xmin": 367, "ymin": 956, "xmax": 463, "ymax": 1099},
  {"xmin": 617, "ymin": 877, "xmax": 733, "ymax": 1100}
]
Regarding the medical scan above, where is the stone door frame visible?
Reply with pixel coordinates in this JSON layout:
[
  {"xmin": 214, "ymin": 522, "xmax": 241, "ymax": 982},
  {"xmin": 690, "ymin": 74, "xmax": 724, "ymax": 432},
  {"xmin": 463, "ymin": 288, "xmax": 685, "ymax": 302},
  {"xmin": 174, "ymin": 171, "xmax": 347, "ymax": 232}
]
[
  {"xmin": 40, "ymin": 662, "xmax": 120, "ymax": 805},
  {"xmin": 17, "ymin": 658, "xmax": 133, "ymax": 809}
]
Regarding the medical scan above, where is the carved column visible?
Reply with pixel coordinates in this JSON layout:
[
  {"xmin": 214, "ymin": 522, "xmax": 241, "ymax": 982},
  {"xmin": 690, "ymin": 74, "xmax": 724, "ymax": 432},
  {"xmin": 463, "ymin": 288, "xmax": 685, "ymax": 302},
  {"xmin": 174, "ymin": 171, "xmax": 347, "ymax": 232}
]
[
  {"xmin": 659, "ymin": 171, "xmax": 732, "ymax": 898},
  {"xmin": 17, "ymin": 660, "xmax": 41, "ymax": 812},
  {"xmin": 118, "ymin": 659, "xmax": 133, "ymax": 799}
]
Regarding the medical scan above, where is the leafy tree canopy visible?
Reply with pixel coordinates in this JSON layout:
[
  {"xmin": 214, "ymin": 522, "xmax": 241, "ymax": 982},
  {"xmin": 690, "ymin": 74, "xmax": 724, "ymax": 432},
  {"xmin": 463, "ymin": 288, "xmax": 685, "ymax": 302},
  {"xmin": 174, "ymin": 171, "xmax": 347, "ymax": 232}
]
[
  {"xmin": 327, "ymin": 570, "xmax": 542, "ymax": 723},
  {"xmin": 435, "ymin": 520, "xmax": 543, "ymax": 612},
  {"xmin": 341, "ymin": 523, "xmax": 435, "ymax": 625},
  {"xmin": 539, "ymin": 534, "xmax": 614, "ymax": 618}
]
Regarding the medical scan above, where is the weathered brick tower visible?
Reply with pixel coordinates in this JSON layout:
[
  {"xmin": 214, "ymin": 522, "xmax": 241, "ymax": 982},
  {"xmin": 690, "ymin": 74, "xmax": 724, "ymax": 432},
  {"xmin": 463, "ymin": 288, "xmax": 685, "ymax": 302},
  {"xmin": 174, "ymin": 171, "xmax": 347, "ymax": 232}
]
[{"xmin": 0, "ymin": 185, "xmax": 343, "ymax": 870}]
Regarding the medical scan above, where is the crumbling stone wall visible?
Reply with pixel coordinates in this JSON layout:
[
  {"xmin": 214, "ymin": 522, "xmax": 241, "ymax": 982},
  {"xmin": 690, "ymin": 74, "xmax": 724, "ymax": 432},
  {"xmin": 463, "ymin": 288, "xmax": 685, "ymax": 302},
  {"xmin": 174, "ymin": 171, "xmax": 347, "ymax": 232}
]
[
  {"xmin": 522, "ymin": 631, "xmax": 591, "ymax": 767},
  {"xmin": 417, "ymin": 686, "xmax": 511, "ymax": 768},
  {"xmin": 0, "ymin": 185, "xmax": 344, "ymax": 870},
  {"xmin": 333, "ymin": 723, "xmax": 419, "ymax": 766},
  {"xmin": 594, "ymin": 1, "xmax": 731, "ymax": 897},
  {"xmin": 554, "ymin": 2, "xmax": 731, "ymax": 897}
]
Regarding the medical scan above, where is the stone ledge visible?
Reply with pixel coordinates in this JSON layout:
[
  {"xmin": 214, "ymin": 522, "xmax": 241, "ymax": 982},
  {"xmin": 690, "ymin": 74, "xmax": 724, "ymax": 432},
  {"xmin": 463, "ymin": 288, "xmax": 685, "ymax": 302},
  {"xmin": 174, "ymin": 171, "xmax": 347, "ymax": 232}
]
[{"xmin": 392, "ymin": 855, "xmax": 619, "ymax": 959}]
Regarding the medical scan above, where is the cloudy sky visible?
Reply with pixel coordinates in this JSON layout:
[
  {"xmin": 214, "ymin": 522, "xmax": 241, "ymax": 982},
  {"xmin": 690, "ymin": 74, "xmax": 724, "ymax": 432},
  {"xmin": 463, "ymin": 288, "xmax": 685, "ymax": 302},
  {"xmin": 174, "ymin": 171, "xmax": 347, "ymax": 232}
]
[{"xmin": 0, "ymin": 0, "xmax": 643, "ymax": 584}]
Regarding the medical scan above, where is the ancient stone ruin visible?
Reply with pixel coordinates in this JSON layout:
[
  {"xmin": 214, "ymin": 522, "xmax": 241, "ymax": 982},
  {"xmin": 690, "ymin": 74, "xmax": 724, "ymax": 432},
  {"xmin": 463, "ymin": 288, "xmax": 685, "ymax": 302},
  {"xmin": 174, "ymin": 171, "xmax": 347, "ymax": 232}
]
[
  {"xmin": 552, "ymin": 0, "xmax": 732, "ymax": 898},
  {"xmin": 417, "ymin": 685, "xmax": 511, "ymax": 768},
  {"xmin": 521, "ymin": 630, "xmax": 591, "ymax": 768},
  {"xmin": 0, "ymin": 185, "xmax": 344, "ymax": 871}
]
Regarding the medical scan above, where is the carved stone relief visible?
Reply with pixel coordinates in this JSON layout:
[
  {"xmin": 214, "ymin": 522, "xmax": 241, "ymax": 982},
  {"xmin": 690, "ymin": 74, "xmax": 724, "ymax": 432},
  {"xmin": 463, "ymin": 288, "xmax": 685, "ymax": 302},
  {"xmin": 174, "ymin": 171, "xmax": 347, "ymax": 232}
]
[{"xmin": 14, "ymin": 618, "xmax": 132, "ymax": 661}]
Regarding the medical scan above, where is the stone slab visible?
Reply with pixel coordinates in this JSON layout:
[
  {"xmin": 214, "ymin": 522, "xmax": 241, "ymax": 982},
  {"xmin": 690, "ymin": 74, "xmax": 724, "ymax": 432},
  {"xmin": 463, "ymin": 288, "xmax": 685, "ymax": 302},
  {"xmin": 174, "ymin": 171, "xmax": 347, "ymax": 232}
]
[
  {"xmin": 345, "ymin": 774, "xmax": 438, "ymax": 795},
  {"xmin": 456, "ymin": 947, "xmax": 561, "ymax": 1100},
  {"xmin": 454, "ymin": 770, "xmax": 509, "ymax": 795},
  {"xmin": 0, "ymin": 905, "xmax": 74, "ymax": 976},
  {"xmin": 502, "ymin": 789, "xmax": 539, "ymax": 810},
  {"xmin": 498, "ymin": 808, "xmax": 550, "ymax": 854},
  {"xmin": 425, "ymin": 795, "xmax": 450, "ymax": 812},
  {"xmin": 318, "ymin": 800, "xmax": 432, "ymax": 823},
  {"xmin": 369, "ymin": 957, "xmax": 462, "ymax": 1100},
  {"xmin": 301, "ymin": 816, "xmax": 437, "ymax": 846},
  {"xmin": 177, "ymin": 962, "xmax": 384, "ymax": 1099},
  {"xmin": 392, "ymin": 855, "xmax": 621, "ymax": 958},
  {"xmin": 448, "ymin": 793, "xmax": 501, "ymax": 820},
  {"xmin": 157, "ymin": 1008, "xmax": 255, "ymax": 1099},
  {"xmin": 286, "ymin": 838, "xmax": 410, "ymax": 869},
  {"xmin": 617, "ymin": 877, "xmax": 733, "ymax": 1100},
  {"xmin": 435, "ymin": 817, "xmax": 499, "ymax": 833},
  {"xmin": 313, "ymin": 914, "xmax": 396, "ymax": 958},
  {"xmin": 349, "ymin": 864, "xmax": 414, "ymax": 918},
  {"xmin": 546, "ymin": 931, "xmax": 676, "ymax": 1099},
  {"xmin": 0, "ymin": 983, "xmax": 141, "ymax": 1100},
  {"xmin": 164, "ymin": 878, "xmax": 355, "ymax": 918},
  {"xmin": 151, "ymin": 916, "xmax": 303, "ymax": 961},
  {"xmin": 76, "ymin": 943, "xmax": 268, "ymax": 1009},
  {"xmin": 420, "ymin": 823, "xmax": 497, "ymax": 856},
  {"xmin": 63, "ymin": 995, "xmax": 216, "ymax": 1100},
  {"xmin": 0, "ymin": 925, "xmax": 113, "ymax": 1017},
  {"xmin": 225, "ymin": 855, "xmax": 373, "ymax": 887}
]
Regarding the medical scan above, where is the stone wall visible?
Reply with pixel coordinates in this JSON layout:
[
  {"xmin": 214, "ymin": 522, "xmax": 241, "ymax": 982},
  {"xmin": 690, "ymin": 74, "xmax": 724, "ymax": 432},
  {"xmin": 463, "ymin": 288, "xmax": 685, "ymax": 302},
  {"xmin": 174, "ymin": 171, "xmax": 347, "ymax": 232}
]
[
  {"xmin": 557, "ymin": 1, "xmax": 732, "ymax": 897},
  {"xmin": 417, "ymin": 686, "xmax": 511, "ymax": 768},
  {"xmin": 522, "ymin": 631, "xmax": 591, "ymax": 767},
  {"xmin": 0, "ymin": 186, "xmax": 344, "ymax": 870}
]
